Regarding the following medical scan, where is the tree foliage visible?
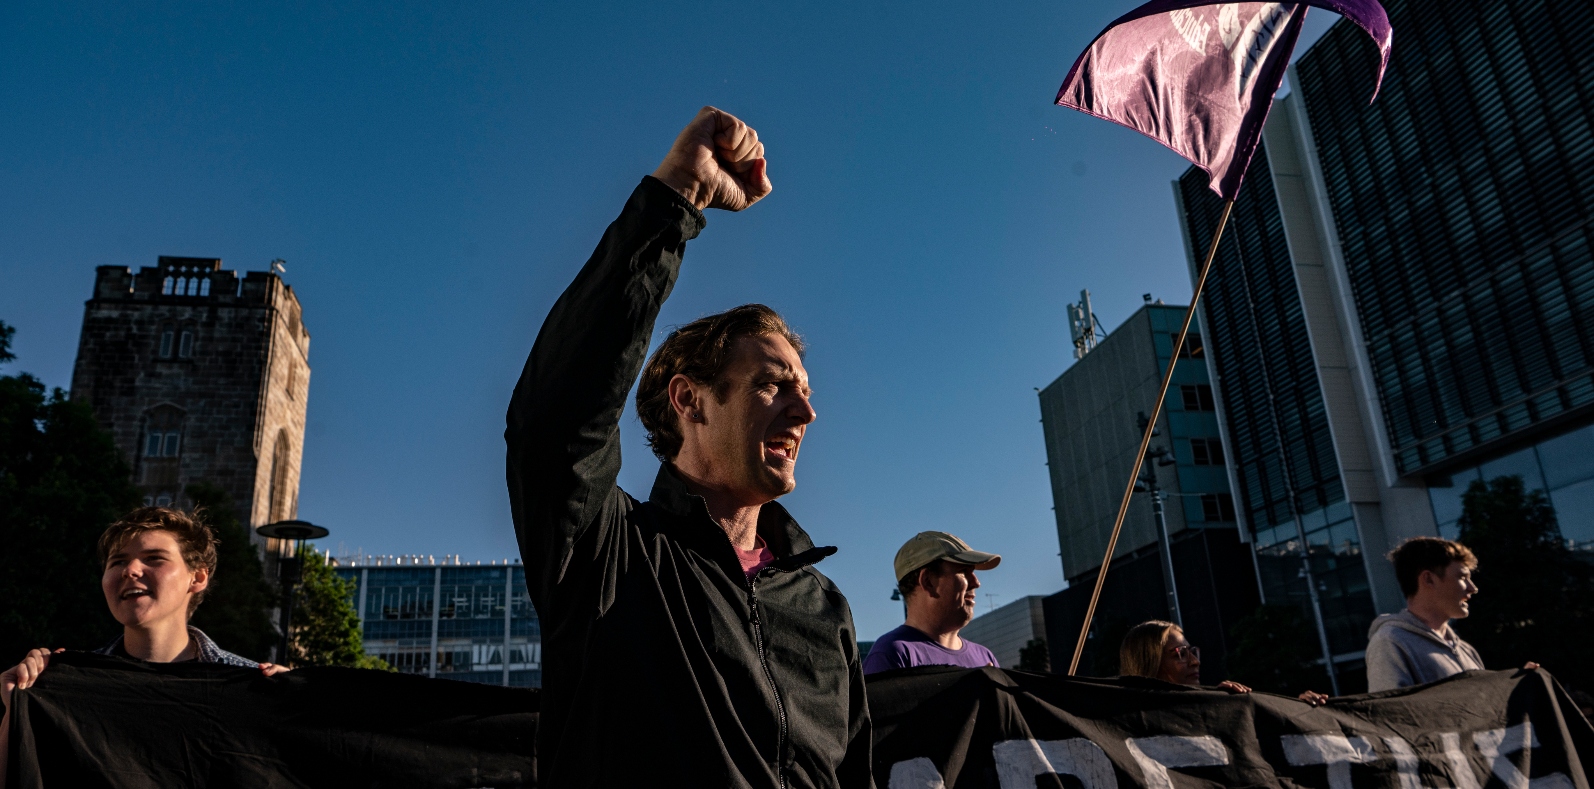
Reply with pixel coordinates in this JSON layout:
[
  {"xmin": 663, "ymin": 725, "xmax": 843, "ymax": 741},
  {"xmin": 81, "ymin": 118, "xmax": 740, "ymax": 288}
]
[
  {"xmin": 1018, "ymin": 638, "xmax": 1050, "ymax": 673},
  {"xmin": 288, "ymin": 547, "xmax": 389, "ymax": 670},
  {"xmin": 1226, "ymin": 604, "xmax": 1327, "ymax": 696},
  {"xmin": 0, "ymin": 321, "xmax": 140, "ymax": 663},
  {"xmin": 1453, "ymin": 475, "xmax": 1594, "ymax": 678},
  {"xmin": 186, "ymin": 483, "xmax": 277, "ymax": 662}
]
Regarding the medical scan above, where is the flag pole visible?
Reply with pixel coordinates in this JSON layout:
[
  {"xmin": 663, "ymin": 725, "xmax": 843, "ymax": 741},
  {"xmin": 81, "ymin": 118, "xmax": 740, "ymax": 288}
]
[{"xmin": 1067, "ymin": 197, "xmax": 1236, "ymax": 676}]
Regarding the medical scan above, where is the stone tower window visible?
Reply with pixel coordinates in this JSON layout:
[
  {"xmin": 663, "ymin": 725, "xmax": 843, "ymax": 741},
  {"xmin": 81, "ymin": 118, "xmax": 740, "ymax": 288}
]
[
  {"xmin": 162, "ymin": 277, "xmax": 175, "ymax": 295},
  {"xmin": 286, "ymin": 364, "xmax": 297, "ymax": 400},
  {"xmin": 143, "ymin": 405, "xmax": 185, "ymax": 458},
  {"xmin": 158, "ymin": 323, "xmax": 175, "ymax": 358},
  {"xmin": 178, "ymin": 324, "xmax": 195, "ymax": 358},
  {"xmin": 267, "ymin": 430, "xmax": 293, "ymax": 522}
]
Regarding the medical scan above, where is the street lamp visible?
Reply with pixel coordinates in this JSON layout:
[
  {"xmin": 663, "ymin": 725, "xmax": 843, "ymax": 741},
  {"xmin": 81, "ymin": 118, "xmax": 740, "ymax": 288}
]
[
  {"xmin": 255, "ymin": 519, "xmax": 329, "ymax": 664},
  {"xmin": 1134, "ymin": 412, "xmax": 1183, "ymax": 628}
]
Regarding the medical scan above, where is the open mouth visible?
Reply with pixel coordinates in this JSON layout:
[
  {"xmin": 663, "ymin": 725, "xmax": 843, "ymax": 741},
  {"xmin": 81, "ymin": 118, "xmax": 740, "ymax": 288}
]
[
  {"xmin": 765, "ymin": 436, "xmax": 799, "ymax": 461},
  {"xmin": 120, "ymin": 589, "xmax": 151, "ymax": 601}
]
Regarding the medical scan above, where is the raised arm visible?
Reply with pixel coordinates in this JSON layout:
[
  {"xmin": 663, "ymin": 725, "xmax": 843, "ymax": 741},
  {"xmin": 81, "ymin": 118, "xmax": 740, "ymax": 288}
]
[{"xmin": 506, "ymin": 107, "xmax": 771, "ymax": 607}]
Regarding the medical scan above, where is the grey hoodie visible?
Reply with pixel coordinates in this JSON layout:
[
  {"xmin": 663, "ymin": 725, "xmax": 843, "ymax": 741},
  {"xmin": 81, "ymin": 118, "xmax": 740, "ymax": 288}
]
[{"xmin": 1365, "ymin": 608, "xmax": 1484, "ymax": 692}]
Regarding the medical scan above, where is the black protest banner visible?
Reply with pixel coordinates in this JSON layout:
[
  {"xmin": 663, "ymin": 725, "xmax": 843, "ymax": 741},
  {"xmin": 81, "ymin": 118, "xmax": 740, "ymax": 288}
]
[
  {"xmin": 7, "ymin": 651, "xmax": 538, "ymax": 789},
  {"xmin": 869, "ymin": 666, "xmax": 1593, "ymax": 788},
  {"xmin": 9, "ymin": 654, "xmax": 1592, "ymax": 788}
]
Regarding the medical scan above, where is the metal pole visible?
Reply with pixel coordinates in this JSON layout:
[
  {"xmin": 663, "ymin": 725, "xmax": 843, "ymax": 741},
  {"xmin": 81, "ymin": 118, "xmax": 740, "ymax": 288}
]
[
  {"xmin": 1068, "ymin": 198, "xmax": 1235, "ymax": 676},
  {"xmin": 1152, "ymin": 489, "xmax": 1183, "ymax": 628},
  {"xmin": 277, "ymin": 545, "xmax": 300, "ymax": 665}
]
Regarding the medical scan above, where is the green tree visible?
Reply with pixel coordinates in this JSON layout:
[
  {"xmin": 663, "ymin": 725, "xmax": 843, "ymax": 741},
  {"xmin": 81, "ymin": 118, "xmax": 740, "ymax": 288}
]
[
  {"xmin": 1017, "ymin": 638, "xmax": 1050, "ymax": 673},
  {"xmin": 185, "ymin": 483, "xmax": 278, "ymax": 661},
  {"xmin": 288, "ymin": 546, "xmax": 389, "ymax": 670},
  {"xmin": 0, "ymin": 321, "xmax": 141, "ymax": 662},
  {"xmin": 1226, "ymin": 604, "xmax": 1326, "ymax": 695},
  {"xmin": 1454, "ymin": 475, "xmax": 1594, "ymax": 675}
]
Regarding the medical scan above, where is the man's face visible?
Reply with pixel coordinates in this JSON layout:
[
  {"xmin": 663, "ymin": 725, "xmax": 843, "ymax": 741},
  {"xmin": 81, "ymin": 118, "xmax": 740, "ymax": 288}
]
[
  {"xmin": 696, "ymin": 334, "xmax": 815, "ymax": 502},
  {"xmin": 1422, "ymin": 560, "xmax": 1478, "ymax": 620},
  {"xmin": 102, "ymin": 530, "xmax": 207, "ymax": 630},
  {"xmin": 921, "ymin": 561, "xmax": 981, "ymax": 632}
]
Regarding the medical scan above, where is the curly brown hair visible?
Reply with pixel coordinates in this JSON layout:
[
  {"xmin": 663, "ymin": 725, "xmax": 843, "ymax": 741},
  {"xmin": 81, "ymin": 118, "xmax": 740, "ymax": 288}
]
[
  {"xmin": 635, "ymin": 304, "xmax": 804, "ymax": 460},
  {"xmin": 97, "ymin": 507, "xmax": 222, "ymax": 614}
]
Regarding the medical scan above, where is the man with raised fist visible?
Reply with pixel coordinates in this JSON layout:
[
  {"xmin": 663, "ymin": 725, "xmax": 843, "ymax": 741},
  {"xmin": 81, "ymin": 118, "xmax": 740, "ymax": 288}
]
[{"xmin": 506, "ymin": 107, "xmax": 871, "ymax": 788}]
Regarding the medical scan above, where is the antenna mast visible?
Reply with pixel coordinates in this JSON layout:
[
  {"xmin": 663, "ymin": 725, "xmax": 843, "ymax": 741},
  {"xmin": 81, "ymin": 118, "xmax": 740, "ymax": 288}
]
[{"xmin": 1068, "ymin": 289, "xmax": 1104, "ymax": 360}]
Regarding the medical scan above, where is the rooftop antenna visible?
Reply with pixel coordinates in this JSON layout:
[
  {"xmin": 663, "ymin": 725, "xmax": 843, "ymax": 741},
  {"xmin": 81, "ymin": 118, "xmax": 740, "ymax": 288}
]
[
  {"xmin": 1067, "ymin": 289, "xmax": 1105, "ymax": 360},
  {"xmin": 271, "ymin": 258, "xmax": 287, "ymax": 275}
]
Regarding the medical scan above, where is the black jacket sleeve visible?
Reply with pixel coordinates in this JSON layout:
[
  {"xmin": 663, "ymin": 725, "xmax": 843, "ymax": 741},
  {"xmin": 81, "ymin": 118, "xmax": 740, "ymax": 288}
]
[{"xmin": 505, "ymin": 176, "xmax": 705, "ymax": 610}]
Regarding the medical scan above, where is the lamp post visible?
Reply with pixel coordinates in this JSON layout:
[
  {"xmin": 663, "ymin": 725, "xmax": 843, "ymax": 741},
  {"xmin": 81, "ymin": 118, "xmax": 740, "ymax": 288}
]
[
  {"xmin": 1134, "ymin": 412, "xmax": 1182, "ymax": 628},
  {"xmin": 255, "ymin": 519, "xmax": 329, "ymax": 664}
]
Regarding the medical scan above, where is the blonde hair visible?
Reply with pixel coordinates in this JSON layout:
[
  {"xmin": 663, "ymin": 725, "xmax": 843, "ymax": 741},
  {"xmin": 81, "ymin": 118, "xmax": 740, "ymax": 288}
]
[{"xmin": 1119, "ymin": 620, "xmax": 1181, "ymax": 678}]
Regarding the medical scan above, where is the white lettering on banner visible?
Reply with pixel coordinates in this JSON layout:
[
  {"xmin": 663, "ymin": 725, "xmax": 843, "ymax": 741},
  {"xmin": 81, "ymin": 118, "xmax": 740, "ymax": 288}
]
[
  {"xmin": 1441, "ymin": 732, "xmax": 1484, "ymax": 789},
  {"xmin": 1280, "ymin": 734, "xmax": 1379, "ymax": 789},
  {"xmin": 1229, "ymin": 3, "xmax": 1291, "ymax": 85},
  {"xmin": 993, "ymin": 739, "xmax": 1115, "ymax": 789},
  {"xmin": 1169, "ymin": 8, "xmax": 1211, "ymax": 51},
  {"xmin": 1125, "ymin": 735, "xmax": 1231, "ymax": 789},
  {"xmin": 887, "ymin": 757, "xmax": 946, "ymax": 789},
  {"xmin": 1384, "ymin": 737, "xmax": 1445, "ymax": 789},
  {"xmin": 1473, "ymin": 724, "xmax": 1574, "ymax": 789}
]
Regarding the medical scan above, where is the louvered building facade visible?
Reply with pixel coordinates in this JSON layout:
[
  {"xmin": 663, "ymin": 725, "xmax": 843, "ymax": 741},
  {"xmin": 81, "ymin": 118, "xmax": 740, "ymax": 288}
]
[{"xmin": 1174, "ymin": 0, "xmax": 1594, "ymax": 692}]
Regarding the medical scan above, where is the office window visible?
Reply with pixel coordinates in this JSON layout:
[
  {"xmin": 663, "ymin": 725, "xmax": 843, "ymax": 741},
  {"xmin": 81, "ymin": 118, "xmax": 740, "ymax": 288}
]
[
  {"xmin": 1179, "ymin": 334, "xmax": 1204, "ymax": 358},
  {"xmin": 1191, "ymin": 437, "xmax": 1226, "ymax": 466},
  {"xmin": 1181, "ymin": 384, "xmax": 1217, "ymax": 411},
  {"xmin": 1200, "ymin": 493, "xmax": 1237, "ymax": 522}
]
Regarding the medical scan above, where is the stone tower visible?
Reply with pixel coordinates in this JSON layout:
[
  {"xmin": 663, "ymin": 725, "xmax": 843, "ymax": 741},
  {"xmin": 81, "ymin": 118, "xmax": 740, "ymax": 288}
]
[{"xmin": 70, "ymin": 256, "xmax": 311, "ymax": 535}]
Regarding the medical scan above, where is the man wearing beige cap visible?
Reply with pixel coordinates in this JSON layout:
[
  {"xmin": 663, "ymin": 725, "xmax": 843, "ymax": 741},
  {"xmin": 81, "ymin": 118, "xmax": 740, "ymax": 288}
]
[{"xmin": 863, "ymin": 531, "xmax": 1002, "ymax": 674}]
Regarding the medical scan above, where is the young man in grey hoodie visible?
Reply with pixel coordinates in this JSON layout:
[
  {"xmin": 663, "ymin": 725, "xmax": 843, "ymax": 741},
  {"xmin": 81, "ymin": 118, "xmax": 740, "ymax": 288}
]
[{"xmin": 1365, "ymin": 537, "xmax": 1536, "ymax": 692}]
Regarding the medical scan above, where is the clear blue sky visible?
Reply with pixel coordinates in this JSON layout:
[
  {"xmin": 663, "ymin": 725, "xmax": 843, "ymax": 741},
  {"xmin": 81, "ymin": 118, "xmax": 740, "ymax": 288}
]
[{"xmin": 0, "ymin": 1, "xmax": 1336, "ymax": 642}]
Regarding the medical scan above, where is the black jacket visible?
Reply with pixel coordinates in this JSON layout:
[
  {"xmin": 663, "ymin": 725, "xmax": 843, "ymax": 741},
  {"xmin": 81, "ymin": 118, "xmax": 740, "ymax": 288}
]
[{"xmin": 506, "ymin": 176, "xmax": 872, "ymax": 789}]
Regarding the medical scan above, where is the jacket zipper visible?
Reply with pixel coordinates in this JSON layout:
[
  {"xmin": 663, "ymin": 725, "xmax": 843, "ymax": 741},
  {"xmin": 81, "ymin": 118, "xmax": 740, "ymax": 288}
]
[{"xmin": 748, "ymin": 575, "xmax": 788, "ymax": 789}]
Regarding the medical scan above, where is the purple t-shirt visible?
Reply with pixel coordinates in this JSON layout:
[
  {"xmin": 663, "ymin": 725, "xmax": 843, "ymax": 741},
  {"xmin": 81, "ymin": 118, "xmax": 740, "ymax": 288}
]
[{"xmin": 862, "ymin": 624, "xmax": 999, "ymax": 674}]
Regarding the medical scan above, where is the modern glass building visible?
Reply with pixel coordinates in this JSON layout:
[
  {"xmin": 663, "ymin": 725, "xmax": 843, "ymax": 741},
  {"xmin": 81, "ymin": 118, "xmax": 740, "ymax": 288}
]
[
  {"xmin": 1178, "ymin": 146, "xmax": 1377, "ymax": 691},
  {"xmin": 334, "ymin": 557, "xmax": 541, "ymax": 687},
  {"xmin": 1175, "ymin": 0, "xmax": 1593, "ymax": 691},
  {"xmin": 1294, "ymin": 0, "xmax": 1594, "ymax": 551}
]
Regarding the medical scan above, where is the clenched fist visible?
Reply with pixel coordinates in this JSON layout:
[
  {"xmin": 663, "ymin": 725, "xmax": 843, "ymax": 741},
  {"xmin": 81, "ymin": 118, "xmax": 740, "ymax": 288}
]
[{"xmin": 652, "ymin": 106, "xmax": 772, "ymax": 212}]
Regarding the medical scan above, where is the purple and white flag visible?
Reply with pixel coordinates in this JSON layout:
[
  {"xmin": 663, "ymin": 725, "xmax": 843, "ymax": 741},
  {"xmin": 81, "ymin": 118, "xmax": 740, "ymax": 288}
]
[{"xmin": 1057, "ymin": 0, "xmax": 1391, "ymax": 199}]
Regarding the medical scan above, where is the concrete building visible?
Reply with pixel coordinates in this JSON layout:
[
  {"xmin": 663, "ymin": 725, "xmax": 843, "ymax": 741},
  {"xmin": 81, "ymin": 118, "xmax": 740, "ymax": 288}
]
[
  {"xmin": 958, "ymin": 596, "xmax": 1048, "ymax": 671},
  {"xmin": 334, "ymin": 557, "xmax": 541, "ymax": 687},
  {"xmin": 70, "ymin": 256, "xmax": 310, "ymax": 541},
  {"xmin": 1037, "ymin": 303, "xmax": 1259, "ymax": 679},
  {"xmin": 1173, "ymin": 0, "xmax": 1594, "ymax": 692}
]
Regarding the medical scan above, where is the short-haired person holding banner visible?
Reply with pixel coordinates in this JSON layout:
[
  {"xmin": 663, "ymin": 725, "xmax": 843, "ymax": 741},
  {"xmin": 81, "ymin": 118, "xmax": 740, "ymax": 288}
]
[
  {"xmin": 0, "ymin": 508, "xmax": 287, "ymax": 789},
  {"xmin": 864, "ymin": 531, "xmax": 1001, "ymax": 674},
  {"xmin": 1366, "ymin": 537, "xmax": 1537, "ymax": 692},
  {"xmin": 505, "ymin": 107, "xmax": 870, "ymax": 788}
]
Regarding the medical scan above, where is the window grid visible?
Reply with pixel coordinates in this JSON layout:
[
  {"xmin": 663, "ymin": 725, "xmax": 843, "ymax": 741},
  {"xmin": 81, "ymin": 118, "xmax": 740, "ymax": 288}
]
[{"xmin": 1296, "ymin": 0, "xmax": 1594, "ymax": 474}]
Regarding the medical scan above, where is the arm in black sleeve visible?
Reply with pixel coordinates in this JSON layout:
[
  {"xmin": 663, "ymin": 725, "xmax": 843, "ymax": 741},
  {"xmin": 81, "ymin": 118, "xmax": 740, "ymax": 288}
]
[
  {"xmin": 506, "ymin": 176, "xmax": 705, "ymax": 609},
  {"xmin": 839, "ymin": 612, "xmax": 876, "ymax": 789}
]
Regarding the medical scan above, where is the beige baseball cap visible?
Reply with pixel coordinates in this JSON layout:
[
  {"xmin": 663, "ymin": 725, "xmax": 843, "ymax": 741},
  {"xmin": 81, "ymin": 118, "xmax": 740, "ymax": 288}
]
[{"xmin": 893, "ymin": 531, "xmax": 1001, "ymax": 581}]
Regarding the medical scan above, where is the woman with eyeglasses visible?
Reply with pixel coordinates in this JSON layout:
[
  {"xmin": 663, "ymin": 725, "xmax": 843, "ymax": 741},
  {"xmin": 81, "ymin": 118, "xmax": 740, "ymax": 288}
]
[{"xmin": 1119, "ymin": 620, "xmax": 1330, "ymax": 705}]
